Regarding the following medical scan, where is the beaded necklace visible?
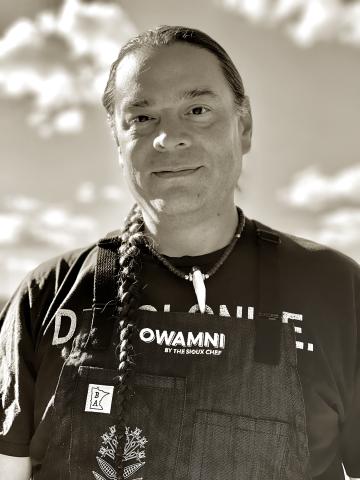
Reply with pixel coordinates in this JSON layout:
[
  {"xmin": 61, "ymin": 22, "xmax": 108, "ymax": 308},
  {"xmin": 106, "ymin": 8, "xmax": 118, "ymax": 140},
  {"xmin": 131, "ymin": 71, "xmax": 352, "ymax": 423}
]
[{"xmin": 145, "ymin": 208, "xmax": 245, "ymax": 313}]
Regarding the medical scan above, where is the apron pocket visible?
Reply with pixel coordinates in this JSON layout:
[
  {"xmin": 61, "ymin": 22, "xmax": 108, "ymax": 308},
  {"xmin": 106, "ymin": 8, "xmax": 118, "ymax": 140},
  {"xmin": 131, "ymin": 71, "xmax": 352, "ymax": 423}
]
[
  {"xmin": 126, "ymin": 372, "xmax": 186, "ymax": 479},
  {"xmin": 69, "ymin": 366, "xmax": 186, "ymax": 480},
  {"xmin": 189, "ymin": 410, "xmax": 290, "ymax": 480}
]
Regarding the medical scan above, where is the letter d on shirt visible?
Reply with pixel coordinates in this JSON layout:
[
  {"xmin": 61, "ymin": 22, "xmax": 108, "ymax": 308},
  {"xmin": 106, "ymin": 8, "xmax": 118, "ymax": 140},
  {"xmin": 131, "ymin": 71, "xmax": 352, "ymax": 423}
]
[{"xmin": 52, "ymin": 309, "xmax": 77, "ymax": 345}]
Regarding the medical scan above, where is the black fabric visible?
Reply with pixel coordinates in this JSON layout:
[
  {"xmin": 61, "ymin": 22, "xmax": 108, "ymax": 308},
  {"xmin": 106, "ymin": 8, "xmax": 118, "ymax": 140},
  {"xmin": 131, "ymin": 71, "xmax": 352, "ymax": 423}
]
[
  {"xmin": 254, "ymin": 314, "xmax": 282, "ymax": 365},
  {"xmin": 0, "ymin": 218, "xmax": 359, "ymax": 479},
  {"xmin": 254, "ymin": 221, "xmax": 282, "ymax": 366},
  {"xmin": 85, "ymin": 237, "xmax": 119, "ymax": 351}
]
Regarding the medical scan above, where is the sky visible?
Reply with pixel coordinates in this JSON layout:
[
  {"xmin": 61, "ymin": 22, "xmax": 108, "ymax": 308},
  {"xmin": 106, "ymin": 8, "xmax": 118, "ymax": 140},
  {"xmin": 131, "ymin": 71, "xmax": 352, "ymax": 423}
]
[{"xmin": 0, "ymin": 0, "xmax": 360, "ymax": 301}]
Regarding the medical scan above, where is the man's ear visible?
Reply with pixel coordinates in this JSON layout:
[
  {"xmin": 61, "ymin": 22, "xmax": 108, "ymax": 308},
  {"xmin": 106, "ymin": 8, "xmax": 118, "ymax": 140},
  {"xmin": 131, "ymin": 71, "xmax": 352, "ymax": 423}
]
[
  {"xmin": 239, "ymin": 95, "xmax": 252, "ymax": 154},
  {"xmin": 106, "ymin": 112, "xmax": 124, "ymax": 167},
  {"xmin": 106, "ymin": 113, "xmax": 121, "ymax": 151},
  {"xmin": 117, "ymin": 146, "xmax": 124, "ymax": 168},
  {"xmin": 109, "ymin": 123, "xmax": 123, "ymax": 166}
]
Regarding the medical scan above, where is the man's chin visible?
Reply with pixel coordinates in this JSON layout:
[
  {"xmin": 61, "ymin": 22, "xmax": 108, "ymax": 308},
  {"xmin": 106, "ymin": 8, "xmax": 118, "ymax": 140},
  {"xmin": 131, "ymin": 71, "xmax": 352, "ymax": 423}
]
[{"xmin": 147, "ymin": 196, "xmax": 205, "ymax": 217}]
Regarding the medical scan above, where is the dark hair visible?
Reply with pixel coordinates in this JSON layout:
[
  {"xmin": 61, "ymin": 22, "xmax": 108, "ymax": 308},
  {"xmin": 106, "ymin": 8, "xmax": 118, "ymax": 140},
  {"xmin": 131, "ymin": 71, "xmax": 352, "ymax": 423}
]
[
  {"xmin": 102, "ymin": 25, "xmax": 249, "ymax": 137},
  {"xmin": 106, "ymin": 26, "xmax": 248, "ymax": 477}
]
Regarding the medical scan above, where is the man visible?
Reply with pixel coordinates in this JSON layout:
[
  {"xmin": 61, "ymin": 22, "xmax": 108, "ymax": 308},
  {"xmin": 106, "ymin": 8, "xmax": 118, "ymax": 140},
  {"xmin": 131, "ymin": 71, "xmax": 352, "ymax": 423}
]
[{"xmin": 0, "ymin": 25, "xmax": 359, "ymax": 480}]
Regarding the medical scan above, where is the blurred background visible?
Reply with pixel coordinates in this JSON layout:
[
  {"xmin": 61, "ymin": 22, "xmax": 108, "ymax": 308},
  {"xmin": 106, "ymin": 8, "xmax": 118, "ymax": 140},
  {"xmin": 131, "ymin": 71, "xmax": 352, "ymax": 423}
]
[{"xmin": 1, "ymin": 0, "xmax": 360, "ymax": 311}]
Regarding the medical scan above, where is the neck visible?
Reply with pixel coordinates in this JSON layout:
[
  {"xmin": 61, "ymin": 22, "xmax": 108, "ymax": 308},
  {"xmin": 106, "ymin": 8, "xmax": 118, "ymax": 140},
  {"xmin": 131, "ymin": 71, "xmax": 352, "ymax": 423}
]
[{"xmin": 142, "ymin": 204, "xmax": 240, "ymax": 257}]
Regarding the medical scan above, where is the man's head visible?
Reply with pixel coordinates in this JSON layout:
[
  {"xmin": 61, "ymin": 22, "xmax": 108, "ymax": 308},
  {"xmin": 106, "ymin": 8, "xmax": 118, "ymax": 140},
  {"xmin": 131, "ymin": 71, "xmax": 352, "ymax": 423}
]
[{"xmin": 102, "ymin": 26, "xmax": 252, "ymax": 218}]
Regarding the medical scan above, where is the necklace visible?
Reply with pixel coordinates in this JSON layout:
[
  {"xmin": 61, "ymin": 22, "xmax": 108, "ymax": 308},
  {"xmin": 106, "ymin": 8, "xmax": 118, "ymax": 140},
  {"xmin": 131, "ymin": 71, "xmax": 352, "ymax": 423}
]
[{"xmin": 145, "ymin": 208, "xmax": 245, "ymax": 313}]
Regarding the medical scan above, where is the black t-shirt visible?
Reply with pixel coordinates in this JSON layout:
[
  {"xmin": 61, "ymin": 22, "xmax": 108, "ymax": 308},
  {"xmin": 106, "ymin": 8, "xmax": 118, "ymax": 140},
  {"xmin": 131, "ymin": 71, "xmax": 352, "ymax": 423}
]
[{"xmin": 0, "ymin": 218, "xmax": 359, "ymax": 479}]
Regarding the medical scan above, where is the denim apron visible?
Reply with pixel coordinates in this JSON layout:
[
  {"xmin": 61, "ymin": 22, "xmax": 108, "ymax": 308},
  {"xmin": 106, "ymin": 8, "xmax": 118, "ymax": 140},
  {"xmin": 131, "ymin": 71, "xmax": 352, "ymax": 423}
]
[{"xmin": 36, "ymin": 222, "xmax": 311, "ymax": 480}]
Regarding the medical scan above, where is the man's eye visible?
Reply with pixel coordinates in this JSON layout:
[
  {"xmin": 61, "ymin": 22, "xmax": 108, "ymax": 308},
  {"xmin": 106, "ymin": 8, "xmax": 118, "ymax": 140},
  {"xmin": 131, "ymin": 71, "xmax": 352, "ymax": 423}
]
[
  {"xmin": 132, "ymin": 115, "xmax": 151, "ymax": 123},
  {"xmin": 190, "ymin": 106, "xmax": 209, "ymax": 115}
]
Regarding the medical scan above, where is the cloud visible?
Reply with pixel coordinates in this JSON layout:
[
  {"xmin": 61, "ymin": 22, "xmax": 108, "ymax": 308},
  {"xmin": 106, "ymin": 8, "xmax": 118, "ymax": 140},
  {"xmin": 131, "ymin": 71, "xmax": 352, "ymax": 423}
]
[
  {"xmin": 76, "ymin": 181, "xmax": 126, "ymax": 204},
  {"xmin": 294, "ymin": 207, "xmax": 360, "ymax": 261},
  {"xmin": 3, "ymin": 194, "xmax": 42, "ymax": 212},
  {"xmin": 102, "ymin": 184, "xmax": 125, "ymax": 202},
  {"xmin": 0, "ymin": 210, "xmax": 97, "ymax": 249},
  {"xmin": 0, "ymin": 213, "xmax": 24, "ymax": 243},
  {"xmin": 318, "ymin": 208, "xmax": 360, "ymax": 247},
  {"xmin": 29, "ymin": 107, "xmax": 84, "ymax": 135},
  {"xmin": 1, "ymin": 255, "xmax": 39, "ymax": 275},
  {"xmin": 76, "ymin": 181, "xmax": 97, "ymax": 203},
  {"xmin": 0, "ymin": 0, "xmax": 136, "ymax": 136},
  {"xmin": 0, "ymin": 182, "xmax": 127, "ymax": 250},
  {"xmin": 278, "ymin": 164, "xmax": 360, "ymax": 260},
  {"xmin": 0, "ymin": 196, "xmax": 98, "ymax": 249},
  {"xmin": 278, "ymin": 164, "xmax": 360, "ymax": 211},
  {"xmin": 0, "ymin": 250, "xmax": 48, "ymax": 299},
  {"xmin": 218, "ymin": 0, "xmax": 360, "ymax": 47},
  {"xmin": 37, "ymin": 206, "xmax": 97, "ymax": 249}
]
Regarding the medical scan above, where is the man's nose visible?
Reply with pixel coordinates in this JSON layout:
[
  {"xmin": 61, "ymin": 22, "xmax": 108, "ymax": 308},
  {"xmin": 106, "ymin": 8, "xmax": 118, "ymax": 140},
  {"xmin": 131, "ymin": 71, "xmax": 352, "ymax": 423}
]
[{"xmin": 153, "ymin": 120, "xmax": 192, "ymax": 152}]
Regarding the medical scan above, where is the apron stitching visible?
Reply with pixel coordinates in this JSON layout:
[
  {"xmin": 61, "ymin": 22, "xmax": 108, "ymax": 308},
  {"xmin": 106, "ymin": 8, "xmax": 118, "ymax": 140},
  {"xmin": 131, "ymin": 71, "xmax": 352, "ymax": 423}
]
[
  {"xmin": 67, "ymin": 368, "xmax": 81, "ymax": 477},
  {"xmin": 173, "ymin": 377, "xmax": 187, "ymax": 479},
  {"xmin": 199, "ymin": 420, "xmax": 208, "ymax": 480},
  {"xmin": 278, "ymin": 433, "xmax": 289, "ymax": 479}
]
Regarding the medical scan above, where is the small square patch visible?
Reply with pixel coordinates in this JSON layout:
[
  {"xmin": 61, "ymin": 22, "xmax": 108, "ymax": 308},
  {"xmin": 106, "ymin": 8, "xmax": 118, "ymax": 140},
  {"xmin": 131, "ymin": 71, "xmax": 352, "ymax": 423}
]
[{"xmin": 85, "ymin": 384, "xmax": 114, "ymax": 414}]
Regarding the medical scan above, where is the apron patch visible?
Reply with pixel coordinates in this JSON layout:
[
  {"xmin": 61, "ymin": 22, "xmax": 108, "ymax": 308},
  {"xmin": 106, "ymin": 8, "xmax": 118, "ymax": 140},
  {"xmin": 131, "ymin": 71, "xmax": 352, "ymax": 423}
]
[{"xmin": 85, "ymin": 384, "xmax": 114, "ymax": 414}]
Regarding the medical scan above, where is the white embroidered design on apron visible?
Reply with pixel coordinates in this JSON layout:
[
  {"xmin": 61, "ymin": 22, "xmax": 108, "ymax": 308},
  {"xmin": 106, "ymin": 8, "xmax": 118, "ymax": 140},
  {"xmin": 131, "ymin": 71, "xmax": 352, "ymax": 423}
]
[{"xmin": 92, "ymin": 425, "xmax": 147, "ymax": 480}]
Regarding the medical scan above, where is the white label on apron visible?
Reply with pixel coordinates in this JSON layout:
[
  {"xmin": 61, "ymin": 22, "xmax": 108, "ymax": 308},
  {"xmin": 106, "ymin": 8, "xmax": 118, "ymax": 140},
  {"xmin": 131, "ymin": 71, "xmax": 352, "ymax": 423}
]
[{"xmin": 85, "ymin": 384, "xmax": 114, "ymax": 414}]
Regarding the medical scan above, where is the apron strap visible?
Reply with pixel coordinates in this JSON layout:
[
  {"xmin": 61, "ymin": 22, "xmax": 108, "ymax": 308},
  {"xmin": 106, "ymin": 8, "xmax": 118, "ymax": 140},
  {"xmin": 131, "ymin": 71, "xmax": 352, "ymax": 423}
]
[
  {"xmin": 253, "ymin": 220, "xmax": 282, "ymax": 365},
  {"xmin": 86, "ymin": 233, "xmax": 120, "ymax": 350}
]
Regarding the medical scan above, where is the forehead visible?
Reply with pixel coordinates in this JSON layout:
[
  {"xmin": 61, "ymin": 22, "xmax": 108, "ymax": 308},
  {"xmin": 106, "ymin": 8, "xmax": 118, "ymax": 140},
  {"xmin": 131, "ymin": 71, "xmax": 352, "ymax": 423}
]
[{"xmin": 114, "ymin": 43, "xmax": 234, "ymax": 108}]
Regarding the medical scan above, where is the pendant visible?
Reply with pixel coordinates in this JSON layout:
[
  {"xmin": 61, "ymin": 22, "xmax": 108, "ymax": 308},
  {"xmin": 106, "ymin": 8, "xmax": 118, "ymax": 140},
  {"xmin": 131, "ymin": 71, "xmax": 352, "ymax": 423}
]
[{"xmin": 191, "ymin": 267, "xmax": 206, "ymax": 314}]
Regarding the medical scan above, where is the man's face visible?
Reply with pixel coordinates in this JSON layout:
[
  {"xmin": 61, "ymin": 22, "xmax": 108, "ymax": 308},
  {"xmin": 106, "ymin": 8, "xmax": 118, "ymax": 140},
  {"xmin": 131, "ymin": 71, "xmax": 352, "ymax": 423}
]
[{"xmin": 113, "ymin": 43, "xmax": 251, "ymax": 218}]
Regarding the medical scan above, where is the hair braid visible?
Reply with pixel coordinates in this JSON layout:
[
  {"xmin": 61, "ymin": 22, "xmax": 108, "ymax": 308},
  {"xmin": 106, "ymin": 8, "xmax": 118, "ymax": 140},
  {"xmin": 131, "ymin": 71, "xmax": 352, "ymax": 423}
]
[{"xmin": 114, "ymin": 204, "xmax": 147, "ymax": 477}]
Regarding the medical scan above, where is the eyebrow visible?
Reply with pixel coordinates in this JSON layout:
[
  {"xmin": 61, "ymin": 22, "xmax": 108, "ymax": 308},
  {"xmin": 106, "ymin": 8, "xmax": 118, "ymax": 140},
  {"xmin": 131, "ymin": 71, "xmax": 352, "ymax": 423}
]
[
  {"xmin": 124, "ymin": 88, "xmax": 219, "ymax": 109},
  {"xmin": 181, "ymin": 88, "xmax": 219, "ymax": 100}
]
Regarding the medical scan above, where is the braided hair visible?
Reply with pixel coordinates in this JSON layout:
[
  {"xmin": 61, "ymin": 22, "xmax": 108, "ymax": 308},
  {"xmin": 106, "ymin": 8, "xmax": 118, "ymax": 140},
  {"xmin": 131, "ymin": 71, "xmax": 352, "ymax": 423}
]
[{"xmin": 113, "ymin": 204, "xmax": 147, "ymax": 475}]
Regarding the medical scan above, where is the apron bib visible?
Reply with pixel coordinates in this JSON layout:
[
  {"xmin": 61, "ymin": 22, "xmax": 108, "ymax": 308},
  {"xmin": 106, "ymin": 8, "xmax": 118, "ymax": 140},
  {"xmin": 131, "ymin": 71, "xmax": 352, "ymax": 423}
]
[{"xmin": 36, "ymin": 223, "xmax": 311, "ymax": 480}]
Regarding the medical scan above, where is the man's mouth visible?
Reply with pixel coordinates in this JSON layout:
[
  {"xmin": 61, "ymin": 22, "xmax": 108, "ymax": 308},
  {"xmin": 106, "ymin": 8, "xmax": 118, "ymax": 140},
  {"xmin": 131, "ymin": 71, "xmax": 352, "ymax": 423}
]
[{"xmin": 153, "ymin": 167, "xmax": 202, "ymax": 178}]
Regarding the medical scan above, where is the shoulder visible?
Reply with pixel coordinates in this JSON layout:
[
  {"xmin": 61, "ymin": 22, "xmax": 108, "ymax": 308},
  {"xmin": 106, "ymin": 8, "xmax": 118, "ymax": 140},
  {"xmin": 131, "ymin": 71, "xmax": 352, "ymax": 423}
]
[
  {"xmin": 283, "ymin": 230, "xmax": 358, "ymax": 275},
  {"xmin": 24, "ymin": 243, "xmax": 98, "ymax": 292},
  {"xmin": 252, "ymin": 218, "xmax": 359, "ymax": 280},
  {"xmin": 0, "ymin": 243, "xmax": 101, "ymax": 331},
  {"xmin": 4, "ymin": 244, "xmax": 98, "ymax": 313}
]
